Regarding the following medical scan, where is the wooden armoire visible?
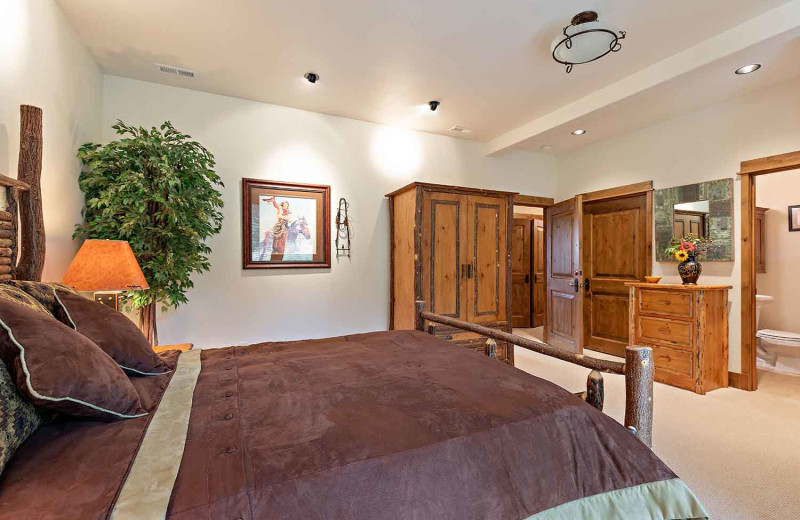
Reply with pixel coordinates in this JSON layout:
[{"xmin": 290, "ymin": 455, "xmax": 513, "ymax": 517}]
[{"xmin": 386, "ymin": 182, "xmax": 516, "ymax": 364}]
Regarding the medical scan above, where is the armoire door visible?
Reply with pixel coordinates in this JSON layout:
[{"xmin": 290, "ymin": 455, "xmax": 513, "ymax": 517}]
[
  {"xmin": 532, "ymin": 216, "xmax": 545, "ymax": 327},
  {"xmin": 582, "ymin": 193, "xmax": 650, "ymax": 357},
  {"xmin": 511, "ymin": 217, "xmax": 532, "ymax": 328},
  {"xmin": 544, "ymin": 197, "xmax": 583, "ymax": 353},
  {"xmin": 466, "ymin": 195, "xmax": 507, "ymax": 324},
  {"xmin": 421, "ymin": 191, "xmax": 467, "ymax": 319}
]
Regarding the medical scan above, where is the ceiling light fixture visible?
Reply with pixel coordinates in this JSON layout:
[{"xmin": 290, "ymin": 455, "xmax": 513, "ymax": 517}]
[
  {"xmin": 552, "ymin": 11, "xmax": 626, "ymax": 73},
  {"xmin": 304, "ymin": 72, "xmax": 319, "ymax": 83},
  {"xmin": 428, "ymin": 100, "xmax": 440, "ymax": 112},
  {"xmin": 735, "ymin": 64, "xmax": 761, "ymax": 75},
  {"xmin": 572, "ymin": 129, "xmax": 586, "ymax": 136}
]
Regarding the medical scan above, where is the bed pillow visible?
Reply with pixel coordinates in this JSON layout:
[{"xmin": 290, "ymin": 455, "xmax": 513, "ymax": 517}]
[
  {"xmin": 0, "ymin": 361, "xmax": 46, "ymax": 476},
  {"xmin": 0, "ymin": 298, "xmax": 147, "ymax": 421},
  {"xmin": 0, "ymin": 283, "xmax": 51, "ymax": 316},
  {"xmin": 4, "ymin": 280, "xmax": 83, "ymax": 315},
  {"xmin": 53, "ymin": 290, "xmax": 170, "ymax": 376}
]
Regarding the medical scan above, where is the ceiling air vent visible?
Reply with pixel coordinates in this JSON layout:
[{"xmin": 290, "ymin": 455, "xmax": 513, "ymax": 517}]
[
  {"xmin": 155, "ymin": 63, "xmax": 196, "ymax": 79},
  {"xmin": 449, "ymin": 126, "xmax": 473, "ymax": 134}
]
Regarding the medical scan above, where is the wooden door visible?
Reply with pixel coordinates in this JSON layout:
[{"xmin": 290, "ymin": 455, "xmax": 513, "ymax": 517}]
[
  {"xmin": 422, "ymin": 191, "xmax": 468, "ymax": 320},
  {"xmin": 532, "ymin": 216, "xmax": 545, "ymax": 327},
  {"xmin": 466, "ymin": 195, "xmax": 507, "ymax": 324},
  {"xmin": 582, "ymin": 194, "xmax": 650, "ymax": 357},
  {"xmin": 544, "ymin": 197, "xmax": 583, "ymax": 353},
  {"xmin": 674, "ymin": 210, "xmax": 706, "ymax": 238},
  {"xmin": 511, "ymin": 217, "xmax": 532, "ymax": 327}
]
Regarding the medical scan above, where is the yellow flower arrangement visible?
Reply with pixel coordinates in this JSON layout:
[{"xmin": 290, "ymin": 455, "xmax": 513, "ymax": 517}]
[{"xmin": 674, "ymin": 250, "xmax": 689, "ymax": 262}]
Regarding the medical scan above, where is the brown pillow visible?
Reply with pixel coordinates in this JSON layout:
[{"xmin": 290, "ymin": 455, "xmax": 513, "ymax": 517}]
[
  {"xmin": 4, "ymin": 280, "xmax": 84, "ymax": 315},
  {"xmin": 54, "ymin": 290, "xmax": 170, "ymax": 376},
  {"xmin": 0, "ymin": 361, "xmax": 46, "ymax": 475},
  {"xmin": 0, "ymin": 298, "xmax": 146, "ymax": 421},
  {"xmin": 0, "ymin": 283, "xmax": 51, "ymax": 316}
]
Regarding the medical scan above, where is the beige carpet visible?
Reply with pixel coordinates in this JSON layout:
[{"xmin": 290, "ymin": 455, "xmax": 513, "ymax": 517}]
[{"xmin": 513, "ymin": 328, "xmax": 800, "ymax": 520}]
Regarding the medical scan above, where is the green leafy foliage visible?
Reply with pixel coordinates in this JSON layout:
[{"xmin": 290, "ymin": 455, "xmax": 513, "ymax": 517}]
[{"xmin": 74, "ymin": 120, "xmax": 224, "ymax": 311}]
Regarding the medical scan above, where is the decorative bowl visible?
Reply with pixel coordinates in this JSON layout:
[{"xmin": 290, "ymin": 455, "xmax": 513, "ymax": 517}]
[{"xmin": 644, "ymin": 276, "xmax": 662, "ymax": 284}]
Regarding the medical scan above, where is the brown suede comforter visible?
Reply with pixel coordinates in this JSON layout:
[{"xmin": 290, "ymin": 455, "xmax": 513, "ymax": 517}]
[{"xmin": 0, "ymin": 331, "xmax": 693, "ymax": 520}]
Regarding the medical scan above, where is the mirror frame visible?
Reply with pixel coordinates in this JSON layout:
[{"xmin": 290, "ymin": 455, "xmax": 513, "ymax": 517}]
[{"xmin": 654, "ymin": 178, "xmax": 734, "ymax": 262}]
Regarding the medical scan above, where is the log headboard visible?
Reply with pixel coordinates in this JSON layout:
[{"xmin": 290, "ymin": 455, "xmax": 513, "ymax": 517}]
[
  {"xmin": 0, "ymin": 174, "xmax": 30, "ymax": 281},
  {"xmin": 1, "ymin": 104, "xmax": 46, "ymax": 283}
]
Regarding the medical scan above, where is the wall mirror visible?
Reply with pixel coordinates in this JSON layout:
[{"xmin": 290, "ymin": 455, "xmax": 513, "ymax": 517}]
[{"xmin": 654, "ymin": 178, "xmax": 734, "ymax": 261}]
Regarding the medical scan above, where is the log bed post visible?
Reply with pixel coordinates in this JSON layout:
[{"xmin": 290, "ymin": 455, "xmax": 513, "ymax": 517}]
[
  {"xmin": 16, "ymin": 105, "xmax": 45, "ymax": 282},
  {"xmin": 624, "ymin": 346, "xmax": 654, "ymax": 448},
  {"xmin": 414, "ymin": 301, "xmax": 427, "ymax": 333},
  {"xmin": 578, "ymin": 370, "xmax": 604, "ymax": 412},
  {"xmin": 484, "ymin": 338, "xmax": 498, "ymax": 360}
]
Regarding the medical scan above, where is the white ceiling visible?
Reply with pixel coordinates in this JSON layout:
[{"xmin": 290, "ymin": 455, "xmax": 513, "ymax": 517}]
[{"xmin": 57, "ymin": 0, "xmax": 800, "ymax": 154}]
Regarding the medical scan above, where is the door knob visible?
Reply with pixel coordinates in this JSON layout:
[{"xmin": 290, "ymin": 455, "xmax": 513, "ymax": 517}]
[{"xmin": 567, "ymin": 277, "xmax": 580, "ymax": 293}]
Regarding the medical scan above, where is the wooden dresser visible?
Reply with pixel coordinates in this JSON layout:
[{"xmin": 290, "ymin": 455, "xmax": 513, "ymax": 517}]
[
  {"xmin": 387, "ymin": 182, "xmax": 515, "ymax": 364},
  {"xmin": 627, "ymin": 283, "xmax": 731, "ymax": 394}
]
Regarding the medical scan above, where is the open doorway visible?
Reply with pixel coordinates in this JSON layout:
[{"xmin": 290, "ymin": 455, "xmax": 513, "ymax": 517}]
[
  {"xmin": 511, "ymin": 195, "xmax": 552, "ymax": 340},
  {"xmin": 738, "ymin": 151, "xmax": 800, "ymax": 391}
]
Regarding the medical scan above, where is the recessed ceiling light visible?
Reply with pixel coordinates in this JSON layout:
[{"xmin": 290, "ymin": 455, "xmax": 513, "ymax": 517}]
[
  {"xmin": 572, "ymin": 129, "xmax": 586, "ymax": 136},
  {"xmin": 735, "ymin": 64, "xmax": 761, "ymax": 75},
  {"xmin": 450, "ymin": 126, "xmax": 472, "ymax": 134},
  {"xmin": 304, "ymin": 72, "xmax": 319, "ymax": 83}
]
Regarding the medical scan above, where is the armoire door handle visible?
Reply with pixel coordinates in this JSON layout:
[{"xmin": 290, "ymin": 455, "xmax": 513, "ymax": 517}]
[{"xmin": 525, "ymin": 274, "xmax": 530, "ymax": 284}]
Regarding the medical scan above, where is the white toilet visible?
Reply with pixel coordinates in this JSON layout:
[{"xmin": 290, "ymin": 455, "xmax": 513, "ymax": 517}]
[{"xmin": 756, "ymin": 295, "xmax": 800, "ymax": 373}]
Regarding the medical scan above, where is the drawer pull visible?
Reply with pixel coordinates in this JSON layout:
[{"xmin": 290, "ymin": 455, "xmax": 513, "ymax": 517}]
[{"xmin": 658, "ymin": 300, "xmax": 671, "ymax": 306}]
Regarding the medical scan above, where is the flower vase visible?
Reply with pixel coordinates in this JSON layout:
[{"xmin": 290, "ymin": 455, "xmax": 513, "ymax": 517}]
[{"xmin": 678, "ymin": 253, "xmax": 702, "ymax": 285}]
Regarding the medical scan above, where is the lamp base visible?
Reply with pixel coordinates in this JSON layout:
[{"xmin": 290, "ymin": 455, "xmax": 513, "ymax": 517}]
[{"xmin": 93, "ymin": 292, "xmax": 119, "ymax": 311}]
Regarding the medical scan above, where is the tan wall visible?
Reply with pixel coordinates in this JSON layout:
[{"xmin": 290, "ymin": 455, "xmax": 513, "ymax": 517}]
[{"xmin": 102, "ymin": 76, "xmax": 558, "ymax": 348}]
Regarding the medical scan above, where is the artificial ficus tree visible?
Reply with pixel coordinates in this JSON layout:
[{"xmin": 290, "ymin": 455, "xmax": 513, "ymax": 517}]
[{"xmin": 74, "ymin": 121, "xmax": 224, "ymax": 345}]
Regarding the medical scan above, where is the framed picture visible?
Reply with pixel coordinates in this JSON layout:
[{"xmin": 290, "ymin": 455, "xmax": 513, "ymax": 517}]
[
  {"xmin": 789, "ymin": 205, "xmax": 800, "ymax": 232},
  {"xmin": 242, "ymin": 179, "xmax": 330, "ymax": 268}
]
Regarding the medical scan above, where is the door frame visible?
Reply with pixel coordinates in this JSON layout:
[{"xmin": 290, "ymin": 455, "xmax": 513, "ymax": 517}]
[
  {"xmin": 513, "ymin": 194, "xmax": 555, "ymax": 331},
  {"xmin": 737, "ymin": 150, "xmax": 800, "ymax": 391}
]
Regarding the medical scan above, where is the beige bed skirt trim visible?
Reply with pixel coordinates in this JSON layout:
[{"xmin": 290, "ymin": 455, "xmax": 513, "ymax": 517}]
[
  {"xmin": 525, "ymin": 478, "xmax": 708, "ymax": 520},
  {"xmin": 110, "ymin": 349, "xmax": 202, "ymax": 520}
]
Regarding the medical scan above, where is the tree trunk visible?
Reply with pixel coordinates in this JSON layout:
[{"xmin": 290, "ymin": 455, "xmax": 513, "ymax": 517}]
[
  {"xmin": 16, "ymin": 105, "xmax": 45, "ymax": 282},
  {"xmin": 138, "ymin": 302, "xmax": 159, "ymax": 346}
]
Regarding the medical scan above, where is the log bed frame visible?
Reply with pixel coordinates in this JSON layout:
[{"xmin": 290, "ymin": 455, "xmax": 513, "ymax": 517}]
[
  {"xmin": 414, "ymin": 301, "xmax": 655, "ymax": 447},
  {"xmin": 2, "ymin": 104, "xmax": 656, "ymax": 448}
]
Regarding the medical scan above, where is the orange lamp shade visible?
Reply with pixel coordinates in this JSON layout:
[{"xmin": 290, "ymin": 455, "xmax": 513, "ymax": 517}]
[{"xmin": 61, "ymin": 240, "xmax": 149, "ymax": 292}]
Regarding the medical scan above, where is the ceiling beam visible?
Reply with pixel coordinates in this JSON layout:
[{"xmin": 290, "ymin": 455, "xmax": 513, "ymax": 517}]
[{"xmin": 486, "ymin": 0, "xmax": 800, "ymax": 156}]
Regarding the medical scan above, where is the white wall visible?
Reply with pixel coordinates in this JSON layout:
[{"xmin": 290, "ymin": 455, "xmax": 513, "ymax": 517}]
[
  {"xmin": 555, "ymin": 78, "xmax": 800, "ymax": 372},
  {"xmin": 0, "ymin": 0, "xmax": 103, "ymax": 280},
  {"xmin": 102, "ymin": 76, "xmax": 556, "ymax": 348},
  {"xmin": 756, "ymin": 169, "xmax": 800, "ymax": 333}
]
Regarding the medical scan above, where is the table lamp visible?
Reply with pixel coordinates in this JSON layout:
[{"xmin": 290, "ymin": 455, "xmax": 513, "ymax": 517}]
[{"xmin": 61, "ymin": 239, "xmax": 149, "ymax": 311}]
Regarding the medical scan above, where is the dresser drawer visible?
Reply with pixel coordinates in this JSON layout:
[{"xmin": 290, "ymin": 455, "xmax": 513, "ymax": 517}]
[
  {"xmin": 639, "ymin": 289, "xmax": 693, "ymax": 318},
  {"xmin": 638, "ymin": 316, "xmax": 694, "ymax": 349},
  {"xmin": 652, "ymin": 345, "xmax": 693, "ymax": 377}
]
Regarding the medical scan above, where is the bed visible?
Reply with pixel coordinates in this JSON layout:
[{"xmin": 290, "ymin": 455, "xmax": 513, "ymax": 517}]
[
  {"xmin": 0, "ymin": 159, "xmax": 706, "ymax": 519},
  {"xmin": 0, "ymin": 325, "xmax": 706, "ymax": 520}
]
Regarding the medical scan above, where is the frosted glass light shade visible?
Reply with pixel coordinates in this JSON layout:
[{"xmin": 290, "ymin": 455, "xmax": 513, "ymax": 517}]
[{"xmin": 551, "ymin": 14, "xmax": 625, "ymax": 72}]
